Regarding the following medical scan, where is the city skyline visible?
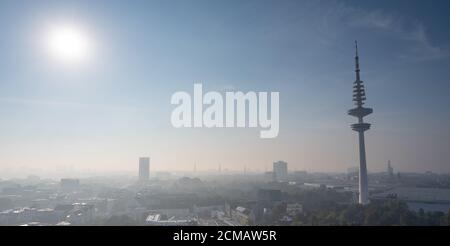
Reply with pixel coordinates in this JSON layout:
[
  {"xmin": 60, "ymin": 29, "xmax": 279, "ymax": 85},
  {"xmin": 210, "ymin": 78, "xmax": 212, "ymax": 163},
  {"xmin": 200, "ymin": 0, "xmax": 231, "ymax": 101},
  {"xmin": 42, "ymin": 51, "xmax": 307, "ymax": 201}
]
[{"xmin": 1, "ymin": 0, "xmax": 450, "ymax": 175}]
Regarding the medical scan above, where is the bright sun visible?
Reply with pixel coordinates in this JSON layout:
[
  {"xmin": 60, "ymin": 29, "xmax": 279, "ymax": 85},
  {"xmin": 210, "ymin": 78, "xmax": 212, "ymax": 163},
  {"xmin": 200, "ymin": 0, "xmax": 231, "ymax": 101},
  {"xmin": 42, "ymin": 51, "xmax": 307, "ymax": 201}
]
[{"xmin": 46, "ymin": 24, "xmax": 92, "ymax": 64}]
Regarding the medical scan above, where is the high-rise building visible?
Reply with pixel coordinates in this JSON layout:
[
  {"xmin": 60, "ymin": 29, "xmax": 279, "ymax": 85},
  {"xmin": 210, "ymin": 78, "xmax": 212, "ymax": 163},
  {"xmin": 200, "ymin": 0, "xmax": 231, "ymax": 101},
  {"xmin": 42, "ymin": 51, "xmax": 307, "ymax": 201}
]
[
  {"xmin": 387, "ymin": 160, "xmax": 394, "ymax": 178},
  {"xmin": 139, "ymin": 157, "xmax": 150, "ymax": 181},
  {"xmin": 273, "ymin": 161, "xmax": 288, "ymax": 181},
  {"xmin": 348, "ymin": 41, "xmax": 373, "ymax": 205}
]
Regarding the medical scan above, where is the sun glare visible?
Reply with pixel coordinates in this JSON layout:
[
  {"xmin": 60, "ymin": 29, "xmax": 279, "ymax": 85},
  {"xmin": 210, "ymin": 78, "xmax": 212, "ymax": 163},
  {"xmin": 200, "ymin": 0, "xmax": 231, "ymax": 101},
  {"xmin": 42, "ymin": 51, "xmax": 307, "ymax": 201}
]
[{"xmin": 46, "ymin": 24, "xmax": 92, "ymax": 64}]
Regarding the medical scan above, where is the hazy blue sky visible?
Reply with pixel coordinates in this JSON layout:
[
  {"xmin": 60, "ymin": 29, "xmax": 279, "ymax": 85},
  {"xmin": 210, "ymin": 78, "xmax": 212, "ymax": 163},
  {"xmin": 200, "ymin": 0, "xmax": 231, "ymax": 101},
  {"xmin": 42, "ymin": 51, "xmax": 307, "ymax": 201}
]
[{"xmin": 0, "ymin": 0, "xmax": 449, "ymax": 176}]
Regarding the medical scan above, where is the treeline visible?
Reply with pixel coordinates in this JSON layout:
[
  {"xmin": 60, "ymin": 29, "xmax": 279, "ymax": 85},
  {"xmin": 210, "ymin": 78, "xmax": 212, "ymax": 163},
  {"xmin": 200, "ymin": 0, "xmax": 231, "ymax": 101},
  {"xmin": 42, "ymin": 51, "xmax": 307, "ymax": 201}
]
[{"xmin": 292, "ymin": 199, "xmax": 450, "ymax": 226}]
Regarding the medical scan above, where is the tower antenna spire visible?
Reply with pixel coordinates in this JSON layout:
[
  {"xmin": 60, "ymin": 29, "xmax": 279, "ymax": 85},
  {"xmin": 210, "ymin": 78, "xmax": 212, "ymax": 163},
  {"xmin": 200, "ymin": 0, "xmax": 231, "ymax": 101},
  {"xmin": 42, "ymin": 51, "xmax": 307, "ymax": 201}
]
[{"xmin": 355, "ymin": 40, "xmax": 360, "ymax": 81}]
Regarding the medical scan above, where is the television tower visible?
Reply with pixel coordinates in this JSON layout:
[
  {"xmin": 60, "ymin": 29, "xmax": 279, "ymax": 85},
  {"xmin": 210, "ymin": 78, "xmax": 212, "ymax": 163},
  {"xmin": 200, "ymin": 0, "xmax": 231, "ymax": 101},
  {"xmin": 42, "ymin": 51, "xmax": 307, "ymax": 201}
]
[{"xmin": 348, "ymin": 41, "xmax": 373, "ymax": 205}]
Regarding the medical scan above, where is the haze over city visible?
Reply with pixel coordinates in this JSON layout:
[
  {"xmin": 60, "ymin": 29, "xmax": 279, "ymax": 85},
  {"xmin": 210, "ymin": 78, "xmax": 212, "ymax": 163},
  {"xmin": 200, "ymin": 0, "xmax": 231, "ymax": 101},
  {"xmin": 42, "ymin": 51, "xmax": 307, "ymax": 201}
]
[{"xmin": 1, "ymin": 0, "xmax": 450, "ymax": 178}]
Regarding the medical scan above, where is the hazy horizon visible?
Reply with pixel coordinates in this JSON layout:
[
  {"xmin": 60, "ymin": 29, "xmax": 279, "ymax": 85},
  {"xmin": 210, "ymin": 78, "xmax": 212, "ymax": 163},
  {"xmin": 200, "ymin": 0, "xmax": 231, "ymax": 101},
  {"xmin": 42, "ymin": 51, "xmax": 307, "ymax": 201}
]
[{"xmin": 1, "ymin": 0, "xmax": 450, "ymax": 175}]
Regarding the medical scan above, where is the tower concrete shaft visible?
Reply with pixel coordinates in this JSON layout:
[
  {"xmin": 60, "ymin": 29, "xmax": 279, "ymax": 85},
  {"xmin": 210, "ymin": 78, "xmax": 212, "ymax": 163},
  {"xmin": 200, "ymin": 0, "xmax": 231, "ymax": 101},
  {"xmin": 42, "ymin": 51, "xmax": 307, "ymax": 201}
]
[
  {"xmin": 358, "ymin": 130, "xmax": 369, "ymax": 204},
  {"xmin": 348, "ymin": 41, "xmax": 372, "ymax": 205}
]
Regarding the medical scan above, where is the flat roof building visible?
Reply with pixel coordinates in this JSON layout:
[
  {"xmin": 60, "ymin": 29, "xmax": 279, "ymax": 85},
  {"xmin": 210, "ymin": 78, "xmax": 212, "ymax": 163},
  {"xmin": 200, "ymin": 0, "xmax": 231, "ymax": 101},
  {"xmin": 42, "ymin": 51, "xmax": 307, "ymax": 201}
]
[
  {"xmin": 273, "ymin": 161, "xmax": 288, "ymax": 182},
  {"xmin": 139, "ymin": 157, "xmax": 150, "ymax": 181}
]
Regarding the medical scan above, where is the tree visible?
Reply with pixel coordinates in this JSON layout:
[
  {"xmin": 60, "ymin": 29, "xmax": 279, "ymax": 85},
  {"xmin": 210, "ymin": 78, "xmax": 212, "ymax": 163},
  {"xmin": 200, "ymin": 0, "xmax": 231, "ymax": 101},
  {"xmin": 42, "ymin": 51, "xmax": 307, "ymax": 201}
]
[{"xmin": 103, "ymin": 215, "xmax": 139, "ymax": 226}]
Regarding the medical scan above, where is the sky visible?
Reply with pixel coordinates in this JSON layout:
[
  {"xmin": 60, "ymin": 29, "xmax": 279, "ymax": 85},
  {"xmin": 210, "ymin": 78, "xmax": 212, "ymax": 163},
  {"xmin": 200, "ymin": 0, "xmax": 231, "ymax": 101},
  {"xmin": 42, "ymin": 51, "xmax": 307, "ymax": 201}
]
[{"xmin": 0, "ymin": 0, "xmax": 450, "ymax": 177}]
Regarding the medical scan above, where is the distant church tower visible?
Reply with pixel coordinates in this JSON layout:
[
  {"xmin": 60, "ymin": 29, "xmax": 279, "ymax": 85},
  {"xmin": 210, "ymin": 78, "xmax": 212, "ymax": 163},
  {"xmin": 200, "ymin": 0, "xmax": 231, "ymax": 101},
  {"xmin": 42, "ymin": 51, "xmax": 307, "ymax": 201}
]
[{"xmin": 348, "ymin": 41, "xmax": 373, "ymax": 205}]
